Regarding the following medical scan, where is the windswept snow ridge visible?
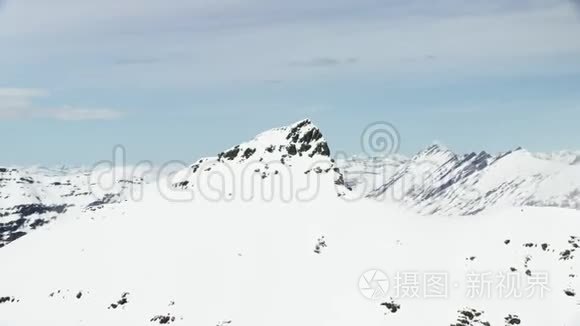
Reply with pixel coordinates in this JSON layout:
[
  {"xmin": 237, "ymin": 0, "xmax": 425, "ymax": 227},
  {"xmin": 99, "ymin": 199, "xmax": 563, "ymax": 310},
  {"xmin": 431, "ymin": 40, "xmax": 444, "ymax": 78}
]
[{"xmin": 357, "ymin": 145, "xmax": 580, "ymax": 215}]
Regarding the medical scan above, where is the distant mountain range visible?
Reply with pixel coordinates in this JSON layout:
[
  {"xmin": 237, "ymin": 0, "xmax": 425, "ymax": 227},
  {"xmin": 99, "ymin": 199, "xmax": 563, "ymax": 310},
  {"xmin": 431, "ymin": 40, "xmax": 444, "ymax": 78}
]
[{"xmin": 339, "ymin": 145, "xmax": 580, "ymax": 215}]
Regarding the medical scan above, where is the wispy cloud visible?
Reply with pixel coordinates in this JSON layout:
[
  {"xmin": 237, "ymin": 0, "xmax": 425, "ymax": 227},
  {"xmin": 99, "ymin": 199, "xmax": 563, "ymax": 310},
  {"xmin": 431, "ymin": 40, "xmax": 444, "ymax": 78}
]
[
  {"xmin": 0, "ymin": 88, "xmax": 49, "ymax": 97},
  {"xmin": 48, "ymin": 107, "xmax": 123, "ymax": 121},
  {"xmin": 289, "ymin": 57, "xmax": 358, "ymax": 68},
  {"xmin": 0, "ymin": 88, "xmax": 124, "ymax": 121},
  {"xmin": 263, "ymin": 79, "xmax": 284, "ymax": 85},
  {"xmin": 114, "ymin": 57, "xmax": 162, "ymax": 66},
  {"xmin": 1, "ymin": 0, "xmax": 580, "ymax": 88},
  {"xmin": 295, "ymin": 105, "xmax": 334, "ymax": 114}
]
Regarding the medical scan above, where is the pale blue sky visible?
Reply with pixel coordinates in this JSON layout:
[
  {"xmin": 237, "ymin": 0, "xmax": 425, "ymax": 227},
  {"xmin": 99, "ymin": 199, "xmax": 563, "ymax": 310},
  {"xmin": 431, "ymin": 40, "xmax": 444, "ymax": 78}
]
[{"xmin": 1, "ymin": 0, "xmax": 579, "ymax": 165}]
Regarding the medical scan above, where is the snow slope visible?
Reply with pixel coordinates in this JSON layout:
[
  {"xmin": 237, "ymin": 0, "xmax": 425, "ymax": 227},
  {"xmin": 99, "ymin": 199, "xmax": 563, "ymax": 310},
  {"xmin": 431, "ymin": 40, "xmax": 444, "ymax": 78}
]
[
  {"xmin": 0, "ymin": 119, "xmax": 579, "ymax": 325},
  {"xmin": 0, "ymin": 198, "xmax": 578, "ymax": 325}
]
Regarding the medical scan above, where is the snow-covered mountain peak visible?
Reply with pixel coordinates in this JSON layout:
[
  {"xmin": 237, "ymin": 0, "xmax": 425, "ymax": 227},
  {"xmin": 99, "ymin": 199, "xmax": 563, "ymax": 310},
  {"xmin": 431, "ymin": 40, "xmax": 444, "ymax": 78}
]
[
  {"xmin": 214, "ymin": 118, "xmax": 331, "ymax": 164},
  {"xmin": 172, "ymin": 119, "xmax": 348, "ymax": 199},
  {"xmin": 412, "ymin": 143, "xmax": 457, "ymax": 163}
]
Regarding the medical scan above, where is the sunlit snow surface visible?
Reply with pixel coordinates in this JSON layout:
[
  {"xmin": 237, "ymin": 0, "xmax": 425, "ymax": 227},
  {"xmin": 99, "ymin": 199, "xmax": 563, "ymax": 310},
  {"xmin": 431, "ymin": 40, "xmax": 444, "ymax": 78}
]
[{"xmin": 0, "ymin": 198, "xmax": 579, "ymax": 325}]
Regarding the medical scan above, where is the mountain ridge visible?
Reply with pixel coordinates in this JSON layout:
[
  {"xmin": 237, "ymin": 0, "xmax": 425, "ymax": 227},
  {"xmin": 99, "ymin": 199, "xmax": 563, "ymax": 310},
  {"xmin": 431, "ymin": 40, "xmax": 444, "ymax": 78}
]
[
  {"xmin": 2, "ymin": 119, "xmax": 580, "ymax": 248},
  {"xmin": 345, "ymin": 143, "xmax": 580, "ymax": 215}
]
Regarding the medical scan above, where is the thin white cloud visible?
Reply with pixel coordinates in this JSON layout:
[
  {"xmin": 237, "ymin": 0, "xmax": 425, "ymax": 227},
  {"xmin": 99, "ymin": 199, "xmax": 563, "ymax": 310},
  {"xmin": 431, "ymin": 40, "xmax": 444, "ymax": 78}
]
[
  {"xmin": 289, "ymin": 57, "xmax": 358, "ymax": 68},
  {"xmin": 114, "ymin": 57, "xmax": 162, "ymax": 66},
  {"xmin": 50, "ymin": 107, "xmax": 123, "ymax": 121},
  {"xmin": 1, "ymin": 1, "xmax": 580, "ymax": 88},
  {"xmin": 0, "ymin": 88, "xmax": 124, "ymax": 121},
  {"xmin": 0, "ymin": 88, "xmax": 49, "ymax": 97}
]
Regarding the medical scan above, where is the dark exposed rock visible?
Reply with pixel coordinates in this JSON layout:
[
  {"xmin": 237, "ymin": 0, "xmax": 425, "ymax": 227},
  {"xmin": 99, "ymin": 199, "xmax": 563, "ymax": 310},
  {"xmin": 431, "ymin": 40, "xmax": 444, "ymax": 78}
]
[
  {"xmin": 218, "ymin": 146, "xmax": 241, "ymax": 161},
  {"xmin": 560, "ymin": 249, "xmax": 573, "ymax": 261},
  {"xmin": 559, "ymin": 236, "xmax": 579, "ymax": 261},
  {"xmin": 19, "ymin": 177, "xmax": 34, "ymax": 184},
  {"xmin": 287, "ymin": 144, "xmax": 297, "ymax": 156},
  {"xmin": 191, "ymin": 164, "xmax": 200, "ymax": 173},
  {"xmin": 299, "ymin": 127, "xmax": 323, "ymax": 144},
  {"xmin": 299, "ymin": 143, "xmax": 312, "ymax": 153},
  {"xmin": 524, "ymin": 255, "xmax": 531, "ymax": 268},
  {"xmin": 1, "ymin": 203, "xmax": 68, "ymax": 218},
  {"xmin": 0, "ymin": 296, "xmax": 18, "ymax": 304},
  {"xmin": 451, "ymin": 308, "xmax": 489, "ymax": 326},
  {"xmin": 1, "ymin": 203, "xmax": 71, "ymax": 247},
  {"xmin": 380, "ymin": 299, "xmax": 400, "ymax": 314},
  {"xmin": 309, "ymin": 142, "xmax": 330, "ymax": 157},
  {"xmin": 108, "ymin": 292, "xmax": 129, "ymax": 309},
  {"xmin": 314, "ymin": 236, "xmax": 327, "ymax": 254},
  {"xmin": 150, "ymin": 314, "xmax": 176, "ymax": 324},
  {"xmin": 85, "ymin": 193, "xmax": 120, "ymax": 211},
  {"xmin": 29, "ymin": 218, "xmax": 50, "ymax": 230},
  {"xmin": 334, "ymin": 173, "xmax": 348, "ymax": 188},
  {"xmin": 175, "ymin": 181, "xmax": 189, "ymax": 188},
  {"xmin": 285, "ymin": 119, "xmax": 311, "ymax": 142},
  {"xmin": 505, "ymin": 314, "xmax": 521, "ymax": 325},
  {"xmin": 242, "ymin": 148, "xmax": 256, "ymax": 159}
]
